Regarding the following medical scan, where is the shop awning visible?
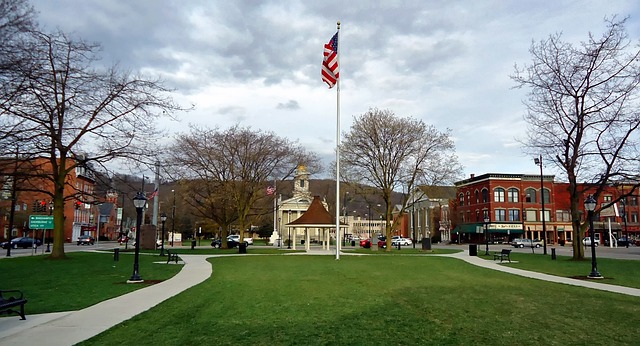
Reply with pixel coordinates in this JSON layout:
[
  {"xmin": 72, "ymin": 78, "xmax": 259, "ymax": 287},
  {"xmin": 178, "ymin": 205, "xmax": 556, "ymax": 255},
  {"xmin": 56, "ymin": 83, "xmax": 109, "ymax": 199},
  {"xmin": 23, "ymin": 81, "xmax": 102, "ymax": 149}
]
[{"xmin": 453, "ymin": 223, "xmax": 524, "ymax": 234}]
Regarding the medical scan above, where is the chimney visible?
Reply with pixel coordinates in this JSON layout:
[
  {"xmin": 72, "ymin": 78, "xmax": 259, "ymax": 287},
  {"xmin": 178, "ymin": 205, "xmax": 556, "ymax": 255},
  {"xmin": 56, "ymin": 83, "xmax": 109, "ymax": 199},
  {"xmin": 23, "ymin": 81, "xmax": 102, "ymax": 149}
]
[{"xmin": 470, "ymin": 174, "xmax": 475, "ymax": 178}]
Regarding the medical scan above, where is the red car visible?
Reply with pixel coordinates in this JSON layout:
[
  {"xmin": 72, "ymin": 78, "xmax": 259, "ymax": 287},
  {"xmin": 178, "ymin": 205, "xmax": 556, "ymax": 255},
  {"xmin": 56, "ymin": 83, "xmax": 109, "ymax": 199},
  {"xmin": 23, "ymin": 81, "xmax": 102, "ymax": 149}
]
[{"xmin": 360, "ymin": 237, "xmax": 386, "ymax": 248}]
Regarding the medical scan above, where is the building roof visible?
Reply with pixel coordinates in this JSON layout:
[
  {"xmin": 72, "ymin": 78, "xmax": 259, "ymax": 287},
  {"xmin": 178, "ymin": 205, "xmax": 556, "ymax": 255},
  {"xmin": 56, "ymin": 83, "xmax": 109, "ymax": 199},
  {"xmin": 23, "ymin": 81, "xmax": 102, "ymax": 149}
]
[{"xmin": 286, "ymin": 195, "xmax": 346, "ymax": 228}]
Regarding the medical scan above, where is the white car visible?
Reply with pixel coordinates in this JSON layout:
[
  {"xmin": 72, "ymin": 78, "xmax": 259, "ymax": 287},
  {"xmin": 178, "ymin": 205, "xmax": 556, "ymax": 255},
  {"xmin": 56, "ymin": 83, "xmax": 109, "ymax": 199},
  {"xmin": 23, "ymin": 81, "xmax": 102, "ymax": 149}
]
[
  {"xmin": 227, "ymin": 234, "xmax": 253, "ymax": 245},
  {"xmin": 582, "ymin": 237, "xmax": 599, "ymax": 247},
  {"xmin": 391, "ymin": 236, "xmax": 412, "ymax": 246}
]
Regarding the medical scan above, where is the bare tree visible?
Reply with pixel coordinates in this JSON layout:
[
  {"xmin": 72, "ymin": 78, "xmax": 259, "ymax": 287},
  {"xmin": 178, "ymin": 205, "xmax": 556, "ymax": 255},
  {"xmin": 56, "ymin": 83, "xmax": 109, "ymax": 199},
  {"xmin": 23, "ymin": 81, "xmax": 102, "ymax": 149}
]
[
  {"xmin": 512, "ymin": 17, "xmax": 640, "ymax": 260},
  {"xmin": 0, "ymin": 0, "xmax": 35, "ymax": 71},
  {"xmin": 340, "ymin": 108, "xmax": 463, "ymax": 250},
  {"xmin": 0, "ymin": 30, "xmax": 183, "ymax": 259},
  {"xmin": 166, "ymin": 125, "xmax": 320, "ymax": 248}
]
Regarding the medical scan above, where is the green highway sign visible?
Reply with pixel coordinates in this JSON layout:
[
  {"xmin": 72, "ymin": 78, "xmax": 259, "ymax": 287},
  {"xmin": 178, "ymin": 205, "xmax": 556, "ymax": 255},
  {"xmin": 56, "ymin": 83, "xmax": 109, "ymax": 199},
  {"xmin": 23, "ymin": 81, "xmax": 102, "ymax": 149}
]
[{"xmin": 29, "ymin": 215, "xmax": 54, "ymax": 229}]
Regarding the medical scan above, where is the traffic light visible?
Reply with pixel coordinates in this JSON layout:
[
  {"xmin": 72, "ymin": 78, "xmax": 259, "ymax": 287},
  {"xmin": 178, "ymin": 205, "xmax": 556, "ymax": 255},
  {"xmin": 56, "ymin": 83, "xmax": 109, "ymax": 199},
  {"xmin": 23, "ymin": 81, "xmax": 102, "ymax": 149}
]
[
  {"xmin": 39, "ymin": 200, "xmax": 46, "ymax": 212},
  {"xmin": 32, "ymin": 200, "xmax": 38, "ymax": 212},
  {"xmin": 75, "ymin": 201, "xmax": 82, "ymax": 210}
]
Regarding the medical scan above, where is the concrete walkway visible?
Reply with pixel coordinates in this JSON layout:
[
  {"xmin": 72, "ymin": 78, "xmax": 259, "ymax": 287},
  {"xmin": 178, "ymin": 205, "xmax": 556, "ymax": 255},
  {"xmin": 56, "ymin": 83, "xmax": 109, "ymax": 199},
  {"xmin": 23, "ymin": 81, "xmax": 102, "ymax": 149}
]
[
  {"xmin": 445, "ymin": 250, "xmax": 640, "ymax": 297},
  {"xmin": 2, "ymin": 249, "xmax": 640, "ymax": 345},
  {"xmin": 0, "ymin": 255, "xmax": 212, "ymax": 346}
]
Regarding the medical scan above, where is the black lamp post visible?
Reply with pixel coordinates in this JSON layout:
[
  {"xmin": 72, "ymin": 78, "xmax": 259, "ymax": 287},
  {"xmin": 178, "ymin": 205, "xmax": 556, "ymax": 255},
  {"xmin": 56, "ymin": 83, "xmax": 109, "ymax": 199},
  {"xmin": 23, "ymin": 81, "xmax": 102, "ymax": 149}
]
[
  {"xmin": 621, "ymin": 199, "xmax": 629, "ymax": 248},
  {"xmin": 584, "ymin": 195, "xmax": 602, "ymax": 278},
  {"xmin": 129, "ymin": 191, "xmax": 147, "ymax": 283},
  {"xmin": 46, "ymin": 201, "xmax": 53, "ymax": 253},
  {"xmin": 367, "ymin": 204, "xmax": 372, "ymax": 247},
  {"xmin": 171, "ymin": 189, "xmax": 176, "ymax": 246},
  {"xmin": 160, "ymin": 212, "xmax": 167, "ymax": 256},
  {"xmin": 484, "ymin": 215, "xmax": 490, "ymax": 256},
  {"xmin": 534, "ymin": 155, "xmax": 548, "ymax": 255},
  {"xmin": 287, "ymin": 210, "xmax": 291, "ymax": 249}
]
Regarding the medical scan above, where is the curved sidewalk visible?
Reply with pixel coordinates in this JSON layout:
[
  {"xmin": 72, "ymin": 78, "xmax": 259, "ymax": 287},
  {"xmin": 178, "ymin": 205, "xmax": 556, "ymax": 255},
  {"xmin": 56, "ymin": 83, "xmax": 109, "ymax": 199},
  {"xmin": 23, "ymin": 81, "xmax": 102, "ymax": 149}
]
[
  {"xmin": 0, "ymin": 254, "xmax": 212, "ymax": 346},
  {"xmin": 445, "ymin": 250, "xmax": 640, "ymax": 297}
]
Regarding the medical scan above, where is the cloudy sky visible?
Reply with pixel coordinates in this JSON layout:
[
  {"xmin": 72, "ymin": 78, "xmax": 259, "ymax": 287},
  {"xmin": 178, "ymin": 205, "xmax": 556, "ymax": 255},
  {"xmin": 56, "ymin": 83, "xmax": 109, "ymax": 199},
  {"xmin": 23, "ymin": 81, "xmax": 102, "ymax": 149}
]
[{"xmin": 32, "ymin": 1, "xmax": 640, "ymax": 181}]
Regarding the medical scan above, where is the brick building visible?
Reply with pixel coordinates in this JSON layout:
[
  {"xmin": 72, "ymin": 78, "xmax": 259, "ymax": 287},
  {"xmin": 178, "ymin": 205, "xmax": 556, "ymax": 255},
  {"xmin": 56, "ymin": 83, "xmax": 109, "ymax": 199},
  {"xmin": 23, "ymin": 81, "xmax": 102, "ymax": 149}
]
[{"xmin": 452, "ymin": 173, "xmax": 639, "ymax": 245}]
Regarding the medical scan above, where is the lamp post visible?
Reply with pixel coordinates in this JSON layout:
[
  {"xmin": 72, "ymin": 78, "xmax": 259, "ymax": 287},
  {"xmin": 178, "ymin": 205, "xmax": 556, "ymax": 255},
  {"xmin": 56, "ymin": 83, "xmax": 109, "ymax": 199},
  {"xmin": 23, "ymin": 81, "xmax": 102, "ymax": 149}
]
[
  {"xmin": 411, "ymin": 192, "xmax": 416, "ymax": 248},
  {"xmin": 621, "ymin": 199, "xmax": 629, "ymax": 248},
  {"xmin": 46, "ymin": 201, "xmax": 53, "ymax": 253},
  {"xmin": 171, "ymin": 189, "xmax": 176, "ymax": 246},
  {"xmin": 287, "ymin": 210, "xmax": 292, "ymax": 249},
  {"xmin": 129, "ymin": 191, "xmax": 147, "ymax": 283},
  {"xmin": 367, "ymin": 205, "xmax": 372, "ymax": 246},
  {"xmin": 534, "ymin": 155, "xmax": 547, "ymax": 255},
  {"xmin": 484, "ymin": 215, "xmax": 490, "ymax": 256},
  {"xmin": 584, "ymin": 195, "xmax": 602, "ymax": 278},
  {"xmin": 160, "ymin": 212, "xmax": 167, "ymax": 256}
]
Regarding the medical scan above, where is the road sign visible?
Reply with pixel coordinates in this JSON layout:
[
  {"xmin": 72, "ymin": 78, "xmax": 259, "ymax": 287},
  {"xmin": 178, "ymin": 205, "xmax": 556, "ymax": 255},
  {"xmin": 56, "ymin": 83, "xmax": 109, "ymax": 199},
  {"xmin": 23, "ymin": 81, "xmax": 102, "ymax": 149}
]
[{"xmin": 29, "ymin": 215, "xmax": 54, "ymax": 229}]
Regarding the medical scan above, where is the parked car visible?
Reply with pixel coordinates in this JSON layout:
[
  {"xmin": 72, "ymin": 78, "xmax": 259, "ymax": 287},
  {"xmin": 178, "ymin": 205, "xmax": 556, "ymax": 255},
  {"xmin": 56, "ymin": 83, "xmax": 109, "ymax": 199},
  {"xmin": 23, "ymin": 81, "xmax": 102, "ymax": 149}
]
[
  {"xmin": 511, "ymin": 238, "xmax": 541, "ymax": 248},
  {"xmin": 77, "ymin": 234, "xmax": 95, "ymax": 245},
  {"xmin": 211, "ymin": 236, "xmax": 248, "ymax": 249},
  {"xmin": 0, "ymin": 237, "xmax": 42, "ymax": 249},
  {"xmin": 360, "ymin": 236, "xmax": 385, "ymax": 249},
  {"xmin": 617, "ymin": 237, "xmax": 633, "ymax": 247},
  {"xmin": 391, "ymin": 237, "xmax": 412, "ymax": 246},
  {"xmin": 227, "ymin": 234, "xmax": 253, "ymax": 245},
  {"xmin": 582, "ymin": 237, "xmax": 599, "ymax": 247}
]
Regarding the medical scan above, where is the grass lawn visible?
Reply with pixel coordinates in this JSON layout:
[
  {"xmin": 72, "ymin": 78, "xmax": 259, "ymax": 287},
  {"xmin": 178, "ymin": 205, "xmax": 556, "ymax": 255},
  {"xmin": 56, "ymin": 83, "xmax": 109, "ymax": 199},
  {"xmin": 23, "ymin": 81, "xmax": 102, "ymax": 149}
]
[
  {"xmin": 0, "ymin": 251, "xmax": 182, "ymax": 314},
  {"xmin": 80, "ymin": 254, "xmax": 640, "ymax": 346},
  {"xmin": 478, "ymin": 252, "xmax": 640, "ymax": 289}
]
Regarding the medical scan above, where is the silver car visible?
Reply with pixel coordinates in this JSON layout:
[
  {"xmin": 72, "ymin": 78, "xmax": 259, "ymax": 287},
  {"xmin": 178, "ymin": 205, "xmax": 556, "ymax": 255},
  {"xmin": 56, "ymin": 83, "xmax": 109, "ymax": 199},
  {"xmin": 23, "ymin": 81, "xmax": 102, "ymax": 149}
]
[{"xmin": 511, "ymin": 238, "xmax": 541, "ymax": 248}]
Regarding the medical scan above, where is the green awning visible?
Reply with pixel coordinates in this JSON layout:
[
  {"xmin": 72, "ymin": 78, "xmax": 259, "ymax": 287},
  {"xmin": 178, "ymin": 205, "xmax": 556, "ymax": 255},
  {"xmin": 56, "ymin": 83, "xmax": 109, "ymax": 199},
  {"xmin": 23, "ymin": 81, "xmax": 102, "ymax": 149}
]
[
  {"xmin": 453, "ymin": 223, "xmax": 524, "ymax": 234},
  {"xmin": 453, "ymin": 224, "xmax": 486, "ymax": 234},
  {"xmin": 488, "ymin": 228, "xmax": 523, "ymax": 234}
]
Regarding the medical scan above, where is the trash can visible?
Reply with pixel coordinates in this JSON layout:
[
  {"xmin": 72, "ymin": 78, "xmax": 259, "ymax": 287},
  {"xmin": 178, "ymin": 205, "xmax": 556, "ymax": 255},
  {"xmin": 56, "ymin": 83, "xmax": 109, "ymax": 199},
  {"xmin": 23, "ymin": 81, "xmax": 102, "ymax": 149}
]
[
  {"xmin": 239, "ymin": 243, "xmax": 247, "ymax": 254},
  {"xmin": 191, "ymin": 239, "xmax": 196, "ymax": 250},
  {"xmin": 469, "ymin": 244, "xmax": 478, "ymax": 256},
  {"xmin": 301, "ymin": 239, "xmax": 305, "ymax": 245},
  {"xmin": 351, "ymin": 240, "xmax": 355, "ymax": 246},
  {"xmin": 113, "ymin": 248, "xmax": 120, "ymax": 261},
  {"xmin": 559, "ymin": 239, "xmax": 565, "ymax": 246},
  {"xmin": 421, "ymin": 238, "xmax": 432, "ymax": 250}
]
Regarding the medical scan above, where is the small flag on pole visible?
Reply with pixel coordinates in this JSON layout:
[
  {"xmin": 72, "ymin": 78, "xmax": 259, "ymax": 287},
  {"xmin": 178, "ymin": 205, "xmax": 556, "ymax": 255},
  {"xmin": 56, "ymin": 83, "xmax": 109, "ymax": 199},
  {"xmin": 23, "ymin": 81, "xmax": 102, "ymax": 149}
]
[
  {"xmin": 266, "ymin": 186, "xmax": 276, "ymax": 196},
  {"xmin": 322, "ymin": 31, "xmax": 339, "ymax": 88},
  {"xmin": 148, "ymin": 187, "xmax": 158, "ymax": 200}
]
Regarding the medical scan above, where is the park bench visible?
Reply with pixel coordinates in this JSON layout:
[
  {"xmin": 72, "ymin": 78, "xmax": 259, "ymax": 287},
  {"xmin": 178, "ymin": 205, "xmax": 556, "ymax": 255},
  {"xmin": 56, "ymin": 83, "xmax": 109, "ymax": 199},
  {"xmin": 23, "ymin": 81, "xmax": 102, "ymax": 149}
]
[
  {"xmin": 493, "ymin": 249, "xmax": 512, "ymax": 263},
  {"xmin": 0, "ymin": 289, "xmax": 27, "ymax": 320},
  {"xmin": 167, "ymin": 250, "xmax": 179, "ymax": 264}
]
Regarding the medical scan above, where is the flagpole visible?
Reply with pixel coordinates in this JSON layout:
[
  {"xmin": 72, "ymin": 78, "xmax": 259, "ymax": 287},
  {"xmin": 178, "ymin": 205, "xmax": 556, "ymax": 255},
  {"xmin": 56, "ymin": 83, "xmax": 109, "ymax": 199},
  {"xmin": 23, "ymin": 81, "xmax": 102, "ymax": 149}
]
[{"xmin": 335, "ymin": 21, "xmax": 341, "ymax": 260}]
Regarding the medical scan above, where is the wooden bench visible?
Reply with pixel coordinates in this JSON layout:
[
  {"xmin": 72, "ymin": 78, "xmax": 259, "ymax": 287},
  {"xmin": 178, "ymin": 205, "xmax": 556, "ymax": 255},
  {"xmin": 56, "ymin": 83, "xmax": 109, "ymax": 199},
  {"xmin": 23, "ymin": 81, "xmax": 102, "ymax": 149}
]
[
  {"xmin": 166, "ymin": 250, "xmax": 179, "ymax": 264},
  {"xmin": 493, "ymin": 249, "xmax": 511, "ymax": 263},
  {"xmin": 0, "ymin": 289, "xmax": 27, "ymax": 320}
]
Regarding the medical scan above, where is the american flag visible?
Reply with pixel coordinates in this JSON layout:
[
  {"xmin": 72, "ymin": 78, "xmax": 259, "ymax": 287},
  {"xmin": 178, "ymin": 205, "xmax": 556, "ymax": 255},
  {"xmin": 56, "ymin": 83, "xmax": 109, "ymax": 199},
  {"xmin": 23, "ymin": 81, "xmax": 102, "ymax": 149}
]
[
  {"xmin": 148, "ymin": 187, "xmax": 158, "ymax": 200},
  {"xmin": 266, "ymin": 186, "xmax": 276, "ymax": 196},
  {"xmin": 322, "ymin": 32, "xmax": 339, "ymax": 88}
]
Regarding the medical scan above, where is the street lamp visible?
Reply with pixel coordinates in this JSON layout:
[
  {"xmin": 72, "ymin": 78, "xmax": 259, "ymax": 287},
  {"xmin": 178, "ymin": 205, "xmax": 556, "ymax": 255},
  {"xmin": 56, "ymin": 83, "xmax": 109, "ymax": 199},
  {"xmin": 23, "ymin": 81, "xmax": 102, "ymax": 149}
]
[
  {"xmin": 621, "ymin": 199, "xmax": 629, "ymax": 248},
  {"xmin": 584, "ymin": 195, "xmax": 602, "ymax": 278},
  {"xmin": 46, "ymin": 201, "xmax": 53, "ymax": 253},
  {"xmin": 534, "ymin": 155, "xmax": 548, "ymax": 255},
  {"xmin": 171, "ymin": 189, "xmax": 176, "ymax": 246},
  {"xmin": 129, "ymin": 191, "xmax": 147, "ymax": 283},
  {"xmin": 160, "ymin": 212, "xmax": 167, "ymax": 256},
  {"xmin": 367, "ymin": 205, "xmax": 372, "ymax": 244},
  {"xmin": 484, "ymin": 215, "xmax": 490, "ymax": 256},
  {"xmin": 287, "ymin": 210, "xmax": 292, "ymax": 249}
]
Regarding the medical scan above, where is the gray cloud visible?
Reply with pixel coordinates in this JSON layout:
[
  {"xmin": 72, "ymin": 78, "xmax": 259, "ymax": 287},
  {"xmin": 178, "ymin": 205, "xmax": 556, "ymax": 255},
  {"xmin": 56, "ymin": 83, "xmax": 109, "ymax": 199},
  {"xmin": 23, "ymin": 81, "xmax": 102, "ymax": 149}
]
[
  {"xmin": 276, "ymin": 100, "xmax": 300, "ymax": 110},
  {"xmin": 31, "ymin": 0, "xmax": 640, "ymax": 178}
]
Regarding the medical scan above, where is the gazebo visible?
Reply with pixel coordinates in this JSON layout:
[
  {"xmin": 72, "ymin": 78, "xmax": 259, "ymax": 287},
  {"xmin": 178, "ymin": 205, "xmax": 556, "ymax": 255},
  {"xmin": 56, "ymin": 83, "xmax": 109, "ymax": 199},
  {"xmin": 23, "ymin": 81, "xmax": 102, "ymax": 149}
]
[{"xmin": 285, "ymin": 195, "xmax": 348, "ymax": 251}]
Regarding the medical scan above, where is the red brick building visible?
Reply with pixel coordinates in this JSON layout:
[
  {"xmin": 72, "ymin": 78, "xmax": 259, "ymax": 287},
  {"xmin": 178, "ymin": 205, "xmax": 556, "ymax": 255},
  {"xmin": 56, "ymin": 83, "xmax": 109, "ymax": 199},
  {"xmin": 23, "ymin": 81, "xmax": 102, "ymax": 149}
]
[
  {"xmin": 0, "ymin": 156, "xmax": 98, "ymax": 243},
  {"xmin": 452, "ymin": 173, "xmax": 639, "ymax": 245}
]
